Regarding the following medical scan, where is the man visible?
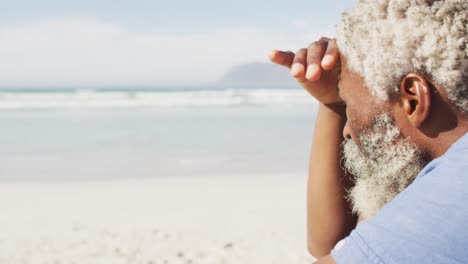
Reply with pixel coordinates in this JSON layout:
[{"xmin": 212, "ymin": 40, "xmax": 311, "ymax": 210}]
[{"xmin": 270, "ymin": 0, "xmax": 467, "ymax": 263}]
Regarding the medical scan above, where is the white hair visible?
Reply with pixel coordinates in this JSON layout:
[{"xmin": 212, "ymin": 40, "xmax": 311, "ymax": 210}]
[{"xmin": 336, "ymin": 0, "xmax": 468, "ymax": 113}]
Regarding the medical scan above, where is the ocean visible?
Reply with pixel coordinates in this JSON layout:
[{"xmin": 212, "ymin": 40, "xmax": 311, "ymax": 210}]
[{"xmin": 0, "ymin": 88, "xmax": 318, "ymax": 181}]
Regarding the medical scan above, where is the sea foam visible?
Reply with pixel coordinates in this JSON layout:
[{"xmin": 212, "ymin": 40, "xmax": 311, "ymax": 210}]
[{"xmin": 0, "ymin": 89, "xmax": 315, "ymax": 109}]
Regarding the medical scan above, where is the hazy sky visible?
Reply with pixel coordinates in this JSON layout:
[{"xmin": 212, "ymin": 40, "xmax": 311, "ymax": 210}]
[{"xmin": 0, "ymin": 0, "xmax": 355, "ymax": 87}]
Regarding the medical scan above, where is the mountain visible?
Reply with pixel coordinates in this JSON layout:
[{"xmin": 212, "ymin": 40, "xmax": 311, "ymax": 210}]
[{"xmin": 217, "ymin": 62, "xmax": 299, "ymax": 89}]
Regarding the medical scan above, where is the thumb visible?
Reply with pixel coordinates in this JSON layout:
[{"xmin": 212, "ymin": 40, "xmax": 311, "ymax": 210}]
[{"xmin": 268, "ymin": 50, "xmax": 295, "ymax": 68}]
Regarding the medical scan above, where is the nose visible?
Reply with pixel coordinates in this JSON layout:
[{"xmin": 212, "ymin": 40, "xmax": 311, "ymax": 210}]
[{"xmin": 343, "ymin": 121, "xmax": 352, "ymax": 140}]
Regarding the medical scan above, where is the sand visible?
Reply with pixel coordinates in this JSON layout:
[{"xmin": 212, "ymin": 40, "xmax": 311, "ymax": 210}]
[{"xmin": 0, "ymin": 174, "xmax": 314, "ymax": 263}]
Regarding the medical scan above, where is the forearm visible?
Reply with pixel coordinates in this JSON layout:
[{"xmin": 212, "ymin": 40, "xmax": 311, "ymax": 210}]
[
  {"xmin": 307, "ymin": 103, "xmax": 356, "ymax": 257},
  {"xmin": 269, "ymin": 38, "xmax": 356, "ymax": 257}
]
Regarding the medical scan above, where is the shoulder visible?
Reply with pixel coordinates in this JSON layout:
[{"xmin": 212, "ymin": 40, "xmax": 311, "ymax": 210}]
[
  {"xmin": 412, "ymin": 137, "xmax": 468, "ymax": 190},
  {"xmin": 332, "ymin": 136, "xmax": 468, "ymax": 263}
]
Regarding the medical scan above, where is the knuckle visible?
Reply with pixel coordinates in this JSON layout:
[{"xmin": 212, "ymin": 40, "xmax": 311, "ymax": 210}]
[
  {"xmin": 307, "ymin": 41, "xmax": 321, "ymax": 50},
  {"xmin": 307, "ymin": 57, "xmax": 320, "ymax": 65},
  {"xmin": 296, "ymin": 48, "xmax": 307, "ymax": 54},
  {"xmin": 294, "ymin": 49, "xmax": 307, "ymax": 62},
  {"xmin": 319, "ymin": 37, "xmax": 330, "ymax": 43},
  {"xmin": 307, "ymin": 51, "xmax": 322, "ymax": 63}
]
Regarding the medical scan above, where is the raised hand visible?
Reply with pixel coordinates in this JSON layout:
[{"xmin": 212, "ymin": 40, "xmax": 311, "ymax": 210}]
[{"xmin": 269, "ymin": 37, "xmax": 342, "ymax": 105}]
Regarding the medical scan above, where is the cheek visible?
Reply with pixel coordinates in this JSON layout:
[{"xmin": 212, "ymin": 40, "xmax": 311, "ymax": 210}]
[
  {"xmin": 346, "ymin": 96, "xmax": 390, "ymax": 133},
  {"xmin": 346, "ymin": 105, "xmax": 371, "ymax": 138}
]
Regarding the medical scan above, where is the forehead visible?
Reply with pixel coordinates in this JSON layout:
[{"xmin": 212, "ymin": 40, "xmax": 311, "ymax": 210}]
[
  {"xmin": 338, "ymin": 53, "xmax": 392, "ymax": 110},
  {"xmin": 338, "ymin": 55, "xmax": 368, "ymax": 98}
]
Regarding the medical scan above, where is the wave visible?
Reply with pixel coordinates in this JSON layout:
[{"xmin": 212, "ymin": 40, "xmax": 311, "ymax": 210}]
[{"xmin": 0, "ymin": 89, "xmax": 316, "ymax": 109}]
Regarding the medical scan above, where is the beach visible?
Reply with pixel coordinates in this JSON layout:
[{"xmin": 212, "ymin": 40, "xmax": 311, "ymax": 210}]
[
  {"xmin": 0, "ymin": 174, "xmax": 313, "ymax": 263},
  {"xmin": 0, "ymin": 89, "xmax": 317, "ymax": 263}
]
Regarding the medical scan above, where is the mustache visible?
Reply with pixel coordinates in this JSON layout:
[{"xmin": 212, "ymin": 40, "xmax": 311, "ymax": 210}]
[{"xmin": 341, "ymin": 138, "xmax": 369, "ymax": 178}]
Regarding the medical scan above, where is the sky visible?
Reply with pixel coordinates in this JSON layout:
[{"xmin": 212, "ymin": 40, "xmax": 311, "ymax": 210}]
[{"xmin": 0, "ymin": 0, "xmax": 355, "ymax": 87}]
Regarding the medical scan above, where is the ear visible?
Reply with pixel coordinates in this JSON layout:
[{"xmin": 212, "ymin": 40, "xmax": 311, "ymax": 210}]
[{"xmin": 400, "ymin": 73, "xmax": 432, "ymax": 128}]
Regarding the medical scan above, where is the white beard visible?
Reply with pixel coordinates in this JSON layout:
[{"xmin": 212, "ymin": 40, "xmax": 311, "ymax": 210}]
[{"xmin": 342, "ymin": 114, "xmax": 426, "ymax": 219}]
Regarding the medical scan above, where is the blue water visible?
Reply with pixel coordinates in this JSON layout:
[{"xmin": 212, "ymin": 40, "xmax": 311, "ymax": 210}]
[{"xmin": 0, "ymin": 90, "xmax": 318, "ymax": 181}]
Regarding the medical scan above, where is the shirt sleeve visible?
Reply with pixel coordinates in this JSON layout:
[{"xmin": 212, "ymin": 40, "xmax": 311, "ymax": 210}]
[{"xmin": 331, "ymin": 229, "xmax": 384, "ymax": 264}]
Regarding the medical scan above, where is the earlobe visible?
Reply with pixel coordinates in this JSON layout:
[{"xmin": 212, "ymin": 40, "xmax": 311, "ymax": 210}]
[{"xmin": 400, "ymin": 73, "xmax": 431, "ymax": 128}]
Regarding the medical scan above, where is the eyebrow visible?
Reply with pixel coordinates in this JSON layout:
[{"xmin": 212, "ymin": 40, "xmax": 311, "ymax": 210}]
[{"xmin": 336, "ymin": 71, "xmax": 342, "ymax": 98}]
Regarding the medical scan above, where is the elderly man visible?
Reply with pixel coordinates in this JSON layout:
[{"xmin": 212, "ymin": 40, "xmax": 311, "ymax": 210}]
[{"xmin": 270, "ymin": 0, "xmax": 467, "ymax": 263}]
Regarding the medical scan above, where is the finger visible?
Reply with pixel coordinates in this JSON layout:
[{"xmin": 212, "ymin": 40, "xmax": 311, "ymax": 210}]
[
  {"xmin": 321, "ymin": 39, "xmax": 340, "ymax": 71},
  {"xmin": 291, "ymin": 48, "xmax": 307, "ymax": 80},
  {"xmin": 268, "ymin": 50, "xmax": 295, "ymax": 68},
  {"xmin": 305, "ymin": 41, "xmax": 327, "ymax": 81}
]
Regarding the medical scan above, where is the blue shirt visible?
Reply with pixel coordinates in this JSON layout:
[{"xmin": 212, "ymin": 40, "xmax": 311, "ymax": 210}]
[{"xmin": 331, "ymin": 133, "xmax": 468, "ymax": 264}]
